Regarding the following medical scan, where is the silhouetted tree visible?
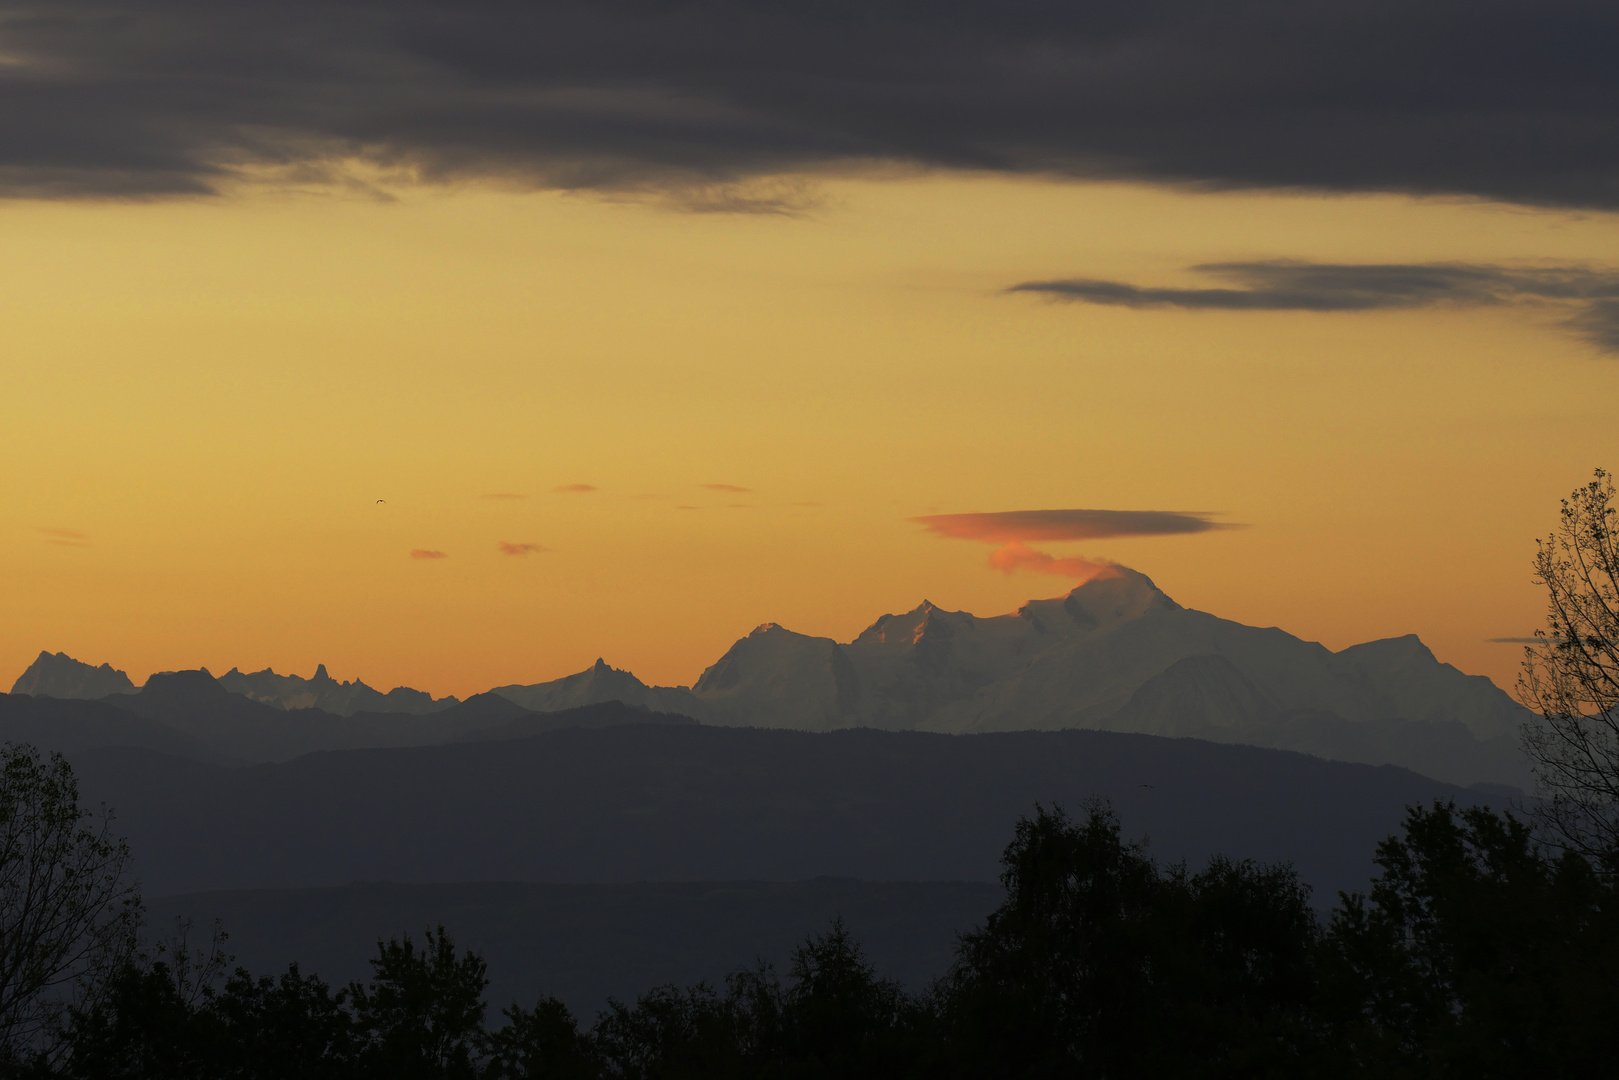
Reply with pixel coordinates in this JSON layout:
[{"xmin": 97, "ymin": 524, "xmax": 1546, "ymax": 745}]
[
  {"xmin": 1319, "ymin": 801, "xmax": 1619, "ymax": 1078},
  {"xmin": 350, "ymin": 927, "xmax": 489, "ymax": 1080},
  {"xmin": 939, "ymin": 802, "xmax": 1321, "ymax": 1078},
  {"xmin": 483, "ymin": 994, "xmax": 598, "ymax": 1080},
  {"xmin": 778, "ymin": 919, "xmax": 917, "ymax": 1077},
  {"xmin": 54, "ymin": 922, "xmax": 232, "ymax": 1079},
  {"xmin": 1520, "ymin": 468, "xmax": 1619, "ymax": 863},
  {"xmin": 588, "ymin": 921, "xmax": 931, "ymax": 1080},
  {"xmin": 0, "ymin": 745, "xmax": 141, "ymax": 1068},
  {"xmin": 592, "ymin": 981, "xmax": 744, "ymax": 1080},
  {"xmin": 208, "ymin": 962, "xmax": 355, "ymax": 1079}
]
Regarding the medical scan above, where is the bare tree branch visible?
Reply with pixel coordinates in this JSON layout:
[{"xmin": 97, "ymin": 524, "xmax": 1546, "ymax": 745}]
[
  {"xmin": 0, "ymin": 744, "xmax": 142, "ymax": 1066},
  {"xmin": 1519, "ymin": 469, "xmax": 1619, "ymax": 867}
]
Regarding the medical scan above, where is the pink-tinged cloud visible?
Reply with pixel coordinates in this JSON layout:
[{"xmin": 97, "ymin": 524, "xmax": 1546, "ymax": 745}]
[
  {"xmin": 987, "ymin": 541, "xmax": 1120, "ymax": 581},
  {"xmin": 702, "ymin": 483, "xmax": 751, "ymax": 493},
  {"xmin": 41, "ymin": 527, "xmax": 89, "ymax": 547},
  {"xmin": 410, "ymin": 549, "xmax": 448, "ymax": 559},
  {"xmin": 481, "ymin": 492, "xmax": 525, "ymax": 500},
  {"xmin": 911, "ymin": 508, "xmax": 1237, "ymax": 543},
  {"xmin": 498, "ymin": 541, "xmax": 548, "ymax": 555},
  {"xmin": 554, "ymin": 483, "xmax": 597, "ymax": 493}
]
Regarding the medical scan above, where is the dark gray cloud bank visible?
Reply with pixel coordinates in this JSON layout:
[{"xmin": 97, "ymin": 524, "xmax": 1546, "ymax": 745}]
[
  {"xmin": 1009, "ymin": 262, "xmax": 1619, "ymax": 352},
  {"xmin": 1, "ymin": 1, "xmax": 1616, "ymax": 207}
]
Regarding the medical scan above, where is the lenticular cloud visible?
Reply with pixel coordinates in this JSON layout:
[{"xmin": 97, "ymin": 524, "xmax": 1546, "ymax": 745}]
[{"xmin": 913, "ymin": 508, "xmax": 1237, "ymax": 581}]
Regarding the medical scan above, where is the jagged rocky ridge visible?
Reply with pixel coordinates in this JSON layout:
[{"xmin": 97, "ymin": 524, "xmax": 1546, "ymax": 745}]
[
  {"xmin": 10, "ymin": 651, "xmax": 136, "ymax": 699},
  {"xmin": 215, "ymin": 664, "xmax": 458, "ymax": 715},
  {"xmin": 10, "ymin": 651, "xmax": 458, "ymax": 716}
]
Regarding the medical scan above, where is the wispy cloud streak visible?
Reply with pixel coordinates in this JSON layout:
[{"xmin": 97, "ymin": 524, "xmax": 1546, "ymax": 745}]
[
  {"xmin": 40, "ymin": 527, "xmax": 90, "ymax": 548},
  {"xmin": 1009, "ymin": 262, "xmax": 1619, "ymax": 353}
]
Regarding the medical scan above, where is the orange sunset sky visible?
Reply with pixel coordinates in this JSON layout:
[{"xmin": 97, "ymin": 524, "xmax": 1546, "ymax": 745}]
[{"xmin": 5, "ymin": 172, "xmax": 1615, "ymax": 699}]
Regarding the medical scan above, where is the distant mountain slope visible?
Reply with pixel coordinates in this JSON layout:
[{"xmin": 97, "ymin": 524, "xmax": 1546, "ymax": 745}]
[
  {"xmin": 216, "ymin": 664, "xmax": 457, "ymax": 715},
  {"xmin": 693, "ymin": 624, "xmax": 856, "ymax": 731},
  {"xmin": 149, "ymin": 879, "xmax": 999, "ymax": 1016},
  {"xmin": 491, "ymin": 658, "xmax": 706, "ymax": 717},
  {"xmin": 679, "ymin": 568, "xmax": 1533, "ymax": 784},
  {"xmin": 68, "ymin": 725, "xmax": 1505, "ymax": 901},
  {"xmin": 10, "ymin": 651, "xmax": 135, "ymax": 698},
  {"xmin": 1100, "ymin": 654, "xmax": 1533, "ymax": 788}
]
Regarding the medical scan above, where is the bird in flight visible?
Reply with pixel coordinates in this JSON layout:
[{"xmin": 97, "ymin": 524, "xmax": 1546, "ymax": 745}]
[{"xmin": 376, "ymin": 499, "xmax": 386, "ymax": 504}]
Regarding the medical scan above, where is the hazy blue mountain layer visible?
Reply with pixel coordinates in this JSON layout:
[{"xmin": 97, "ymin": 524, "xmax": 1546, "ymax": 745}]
[
  {"xmin": 148, "ymin": 878, "xmax": 1001, "ymax": 1016},
  {"xmin": 0, "ymin": 692, "xmax": 216, "ymax": 759},
  {"xmin": 68, "ymin": 725, "xmax": 1506, "ymax": 901},
  {"xmin": 0, "ymin": 680, "xmax": 693, "ymax": 764}
]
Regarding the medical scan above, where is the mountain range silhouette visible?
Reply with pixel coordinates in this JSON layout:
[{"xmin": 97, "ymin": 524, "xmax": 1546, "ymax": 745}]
[
  {"xmin": 4, "ymin": 568, "xmax": 1538, "ymax": 1013},
  {"xmin": 10, "ymin": 567, "xmax": 1532, "ymax": 786}
]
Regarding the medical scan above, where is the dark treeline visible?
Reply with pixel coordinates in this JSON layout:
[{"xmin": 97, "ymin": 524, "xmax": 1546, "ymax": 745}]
[{"xmin": 21, "ymin": 802, "xmax": 1619, "ymax": 1079}]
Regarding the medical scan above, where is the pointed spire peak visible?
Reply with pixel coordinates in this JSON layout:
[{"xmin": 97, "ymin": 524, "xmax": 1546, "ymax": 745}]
[
  {"xmin": 593, "ymin": 657, "xmax": 611, "ymax": 671},
  {"xmin": 313, "ymin": 663, "xmax": 330, "ymax": 681}
]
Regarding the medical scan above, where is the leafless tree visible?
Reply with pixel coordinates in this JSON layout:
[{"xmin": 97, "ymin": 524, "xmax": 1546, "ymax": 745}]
[
  {"xmin": 0, "ymin": 744, "xmax": 142, "ymax": 1064},
  {"xmin": 1520, "ymin": 468, "xmax": 1619, "ymax": 865}
]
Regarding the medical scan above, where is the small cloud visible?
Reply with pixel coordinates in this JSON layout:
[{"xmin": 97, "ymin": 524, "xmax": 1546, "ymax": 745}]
[
  {"xmin": 498, "ymin": 541, "xmax": 548, "ymax": 555},
  {"xmin": 41, "ymin": 527, "xmax": 89, "ymax": 547},
  {"xmin": 410, "ymin": 549, "xmax": 448, "ymax": 559},
  {"xmin": 702, "ymin": 483, "xmax": 752, "ymax": 493},
  {"xmin": 554, "ymin": 483, "xmax": 597, "ymax": 493},
  {"xmin": 480, "ymin": 492, "xmax": 526, "ymax": 500},
  {"xmin": 988, "ymin": 541, "xmax": 1120, "ymax": 582},
  {"xmin": 1487, "ymin": 636, "xmax": 1543, "ymax": 644}
]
